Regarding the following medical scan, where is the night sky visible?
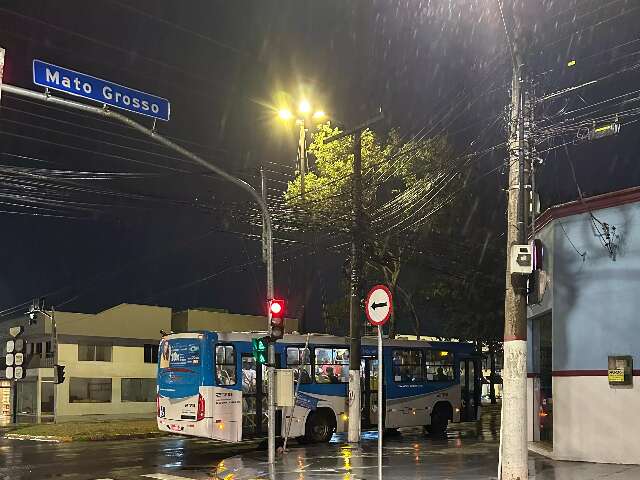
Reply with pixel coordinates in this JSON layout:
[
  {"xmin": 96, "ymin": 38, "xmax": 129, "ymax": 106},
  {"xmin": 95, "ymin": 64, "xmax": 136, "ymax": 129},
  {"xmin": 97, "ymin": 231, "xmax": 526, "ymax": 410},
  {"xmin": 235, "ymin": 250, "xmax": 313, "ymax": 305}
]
[{"xmin": 0, "ymin": 1, "xmax": 639, "ymax": 332}]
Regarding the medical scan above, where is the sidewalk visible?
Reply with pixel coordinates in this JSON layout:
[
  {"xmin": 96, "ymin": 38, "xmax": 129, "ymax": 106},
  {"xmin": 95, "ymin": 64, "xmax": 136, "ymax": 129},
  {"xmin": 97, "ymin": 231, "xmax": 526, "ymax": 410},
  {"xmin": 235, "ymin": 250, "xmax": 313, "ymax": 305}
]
[
  {"xmin": 207, "ymin": 412, "xmax": 640, "ymax": 480},
  {"xmin": 3, "ymin": 418, "xmax": 166, "ymax": 441}
]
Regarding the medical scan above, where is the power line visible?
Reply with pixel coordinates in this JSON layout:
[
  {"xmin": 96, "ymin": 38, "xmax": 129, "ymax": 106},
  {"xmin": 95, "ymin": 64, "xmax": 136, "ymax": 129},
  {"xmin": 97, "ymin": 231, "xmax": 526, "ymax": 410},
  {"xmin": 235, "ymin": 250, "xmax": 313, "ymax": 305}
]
[
  {"xmin": 0, "ymin": 7, "xmax": 231, "ymax": 90},
  {"xmin": 108, "ymin": 0, "xmax": 254, "ymax": 59}
]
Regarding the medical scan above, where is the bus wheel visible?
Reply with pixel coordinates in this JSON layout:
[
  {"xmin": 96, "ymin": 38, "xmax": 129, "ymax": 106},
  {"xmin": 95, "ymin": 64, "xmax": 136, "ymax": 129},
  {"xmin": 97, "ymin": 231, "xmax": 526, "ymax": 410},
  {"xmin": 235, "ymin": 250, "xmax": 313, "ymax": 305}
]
[
  {"xmin": 427, "ymin": 406, "xmax": 449, "ymax": 438},
  {"xmin": 304, "ymin": 410, "xmax": 335, "ymax": 443}
]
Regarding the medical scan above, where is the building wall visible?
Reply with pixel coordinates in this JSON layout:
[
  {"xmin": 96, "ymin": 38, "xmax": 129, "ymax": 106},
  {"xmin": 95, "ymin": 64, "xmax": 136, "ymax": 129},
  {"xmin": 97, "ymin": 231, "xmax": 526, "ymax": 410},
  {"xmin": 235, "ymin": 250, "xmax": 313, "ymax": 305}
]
[
  {"xmin": 528, "ymin": 221, "xmax": 555, "ymax": 372},
  {"xmin": 54, "ymin": 304, "xmax": 172, "ymax": 338},
  {"xmin": 531, "ymin": 201, "xmax": 640, "ymax": 464},
  {"xmin": 55, "ymin": 342, "xmax": 157, "ymax": 421},
  {"xmin": 552, "ymin": 202, "xmax": 640, "ymax": 372},
  {"xmin": 173, "ymin": 309, "xmax": 299, "ymax": 334},
  {"xmin": 554, "ymin": 376, "xmax": 640, "ymax": 464}
]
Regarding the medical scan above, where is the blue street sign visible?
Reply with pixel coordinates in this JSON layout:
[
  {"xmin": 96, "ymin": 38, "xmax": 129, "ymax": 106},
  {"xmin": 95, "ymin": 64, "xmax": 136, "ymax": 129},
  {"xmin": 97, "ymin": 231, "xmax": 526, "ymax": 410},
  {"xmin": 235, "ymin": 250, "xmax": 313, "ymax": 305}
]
[{"xmin": 33, "ymin": 60, "xmax": 170, "ymax": 121}]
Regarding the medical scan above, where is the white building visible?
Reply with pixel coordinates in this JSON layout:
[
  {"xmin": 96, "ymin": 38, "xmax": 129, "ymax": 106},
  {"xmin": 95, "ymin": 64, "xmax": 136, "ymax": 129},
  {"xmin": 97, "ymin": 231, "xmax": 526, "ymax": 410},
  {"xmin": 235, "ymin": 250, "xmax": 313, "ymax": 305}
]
[
  {"xmin": 527, "ymin": 186, "xmax": 640, "ymax": 464},
  {"xmin": 1, "ymin": 303, "xmax": 298, "ymax": 423}
]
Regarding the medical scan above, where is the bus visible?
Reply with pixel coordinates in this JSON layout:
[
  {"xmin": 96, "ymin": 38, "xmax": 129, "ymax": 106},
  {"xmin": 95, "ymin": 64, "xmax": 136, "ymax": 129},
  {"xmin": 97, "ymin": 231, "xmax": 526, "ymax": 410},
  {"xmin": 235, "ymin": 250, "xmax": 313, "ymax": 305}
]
[{"xmin": 156, "ymin": 331, "xmax": 481, "ymax": 443}]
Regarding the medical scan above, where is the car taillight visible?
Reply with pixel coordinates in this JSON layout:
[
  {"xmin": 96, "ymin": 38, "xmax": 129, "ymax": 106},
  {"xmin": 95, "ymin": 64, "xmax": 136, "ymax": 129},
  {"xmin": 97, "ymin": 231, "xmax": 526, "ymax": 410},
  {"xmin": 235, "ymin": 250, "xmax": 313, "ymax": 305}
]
[
  {"xmin": 156, "ymin": 394, "xmax": 160, "ymax": 417},
  {"xmin": 197, "ymin": 393, "xmax": 205, "ymax": 421}
]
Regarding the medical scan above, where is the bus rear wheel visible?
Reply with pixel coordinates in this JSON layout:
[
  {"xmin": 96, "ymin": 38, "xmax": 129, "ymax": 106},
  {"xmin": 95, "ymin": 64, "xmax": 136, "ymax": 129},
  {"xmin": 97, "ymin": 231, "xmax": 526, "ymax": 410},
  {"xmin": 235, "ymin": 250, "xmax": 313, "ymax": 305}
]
[{"xmin": 303, "ymin": 410, "xmax": 335, "ymax": 443}]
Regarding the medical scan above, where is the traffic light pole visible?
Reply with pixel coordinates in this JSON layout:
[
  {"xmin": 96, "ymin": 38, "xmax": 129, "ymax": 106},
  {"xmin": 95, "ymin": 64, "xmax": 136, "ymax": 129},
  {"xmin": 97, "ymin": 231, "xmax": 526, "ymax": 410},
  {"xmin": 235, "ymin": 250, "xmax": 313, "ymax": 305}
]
[
  {"xmin": 261, "ymin": 168, "xmax": 277, "ymax": 465},
  {"xmin": 0, "ymin": 81, "xmax": 276, "ymax": 457}
]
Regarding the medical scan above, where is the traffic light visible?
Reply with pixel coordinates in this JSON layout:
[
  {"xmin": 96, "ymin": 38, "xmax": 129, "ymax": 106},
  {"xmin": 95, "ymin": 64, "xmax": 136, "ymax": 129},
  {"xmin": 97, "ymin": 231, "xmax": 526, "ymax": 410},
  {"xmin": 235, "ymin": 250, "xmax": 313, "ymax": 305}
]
[
  {"xmin": 268, "ymin": 298, "xmax": 285, "ymax": 340},
  {"xmin": 252, "ymin": 337, "xmax": 268, "ymax": 364},
  {"xmin": 54, "ymin": 364, "xmax": 66, "ymax": 384}
]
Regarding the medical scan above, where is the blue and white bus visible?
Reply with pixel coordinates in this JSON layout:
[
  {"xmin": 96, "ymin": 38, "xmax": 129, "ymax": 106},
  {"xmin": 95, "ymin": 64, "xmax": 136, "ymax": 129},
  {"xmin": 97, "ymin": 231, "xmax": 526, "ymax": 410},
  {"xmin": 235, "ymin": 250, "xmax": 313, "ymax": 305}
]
[{"xmin": 156, "ymin": 331, "xmax": 481, "ymax": 443}]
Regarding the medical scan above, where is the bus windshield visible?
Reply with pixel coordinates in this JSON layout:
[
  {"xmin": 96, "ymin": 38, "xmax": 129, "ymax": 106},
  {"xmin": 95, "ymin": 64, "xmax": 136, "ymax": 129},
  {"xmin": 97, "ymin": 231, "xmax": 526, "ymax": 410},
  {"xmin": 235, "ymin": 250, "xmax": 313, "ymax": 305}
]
[{"xmin": 158, "ymin": 337, "xmax": 202, "ymax": 397}]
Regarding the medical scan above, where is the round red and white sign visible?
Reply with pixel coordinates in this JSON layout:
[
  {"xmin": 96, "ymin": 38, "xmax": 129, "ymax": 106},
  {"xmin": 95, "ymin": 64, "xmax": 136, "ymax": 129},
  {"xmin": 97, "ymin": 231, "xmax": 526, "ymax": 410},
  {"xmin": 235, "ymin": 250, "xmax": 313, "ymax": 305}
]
[{"xmin": 365, "ymin": 285, "xmax": 393, "ymax": 326}]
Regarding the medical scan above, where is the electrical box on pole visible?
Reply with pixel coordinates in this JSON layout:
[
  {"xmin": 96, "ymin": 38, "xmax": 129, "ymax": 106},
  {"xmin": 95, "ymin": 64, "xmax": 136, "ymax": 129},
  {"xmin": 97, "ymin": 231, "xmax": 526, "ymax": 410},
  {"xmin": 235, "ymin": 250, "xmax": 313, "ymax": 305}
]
[{"xmin": 275, "ymin": 369, "xmax": 295, "ymax": 407}]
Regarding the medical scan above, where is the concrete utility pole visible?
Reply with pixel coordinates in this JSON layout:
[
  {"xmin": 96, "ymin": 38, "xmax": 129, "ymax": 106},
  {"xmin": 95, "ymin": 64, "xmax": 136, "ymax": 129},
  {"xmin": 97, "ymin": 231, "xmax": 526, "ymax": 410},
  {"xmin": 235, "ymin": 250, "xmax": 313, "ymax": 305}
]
[
  {"xmin": 325, "ymin": 111, "xmax": 383, "ymax": 443},
  {"xmin": 348, "ymin": 129, "xmax": 364, "ymax": 443},
  {"xmin": 500, "ymin": 46, "xmax": 530, "ymax": 480}
]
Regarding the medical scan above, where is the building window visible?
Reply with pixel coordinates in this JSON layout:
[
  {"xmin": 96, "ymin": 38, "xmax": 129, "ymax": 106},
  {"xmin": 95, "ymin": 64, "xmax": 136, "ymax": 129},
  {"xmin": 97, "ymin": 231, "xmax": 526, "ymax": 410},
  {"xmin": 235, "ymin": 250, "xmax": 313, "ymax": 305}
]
[
  {"xmin": 425, "ymin": 350, "xmax": 455, "ymax": 381},
  {"xmin": 392, "ymin": 349, "xmax": 425, "ymax": 383},
  {"xmin": 36, "ymin": 342, "xmax": 43, "ymax": 355},
  {"xmin": 215, "ymin": 345, "xmax": 236, "ymax": 386},
  {"xmin": 78, "ymin": 344, "xmax": 112, "ymax": 362},
  {"xmin": 144, "ymin": 344, "xmax": 159, "ymax": 364},
  {"xmin": 121, "ymin": 378, "xmax": 156, "ymax": 402},
  {"xmin": 286, "ymin": 347, "xmax": 312, "ymax": 384},
  {"xmin": 314, "ymin": 347, "xmax": 349, "ymax": 383},
  {"xmin": 69, "ymin": 378, "xmax": 112, "ymax": 403}
]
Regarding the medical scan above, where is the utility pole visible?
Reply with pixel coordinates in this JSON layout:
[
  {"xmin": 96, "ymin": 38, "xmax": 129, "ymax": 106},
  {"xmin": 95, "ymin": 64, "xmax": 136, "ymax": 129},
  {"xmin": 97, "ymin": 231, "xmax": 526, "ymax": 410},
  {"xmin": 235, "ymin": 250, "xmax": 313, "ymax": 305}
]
[
  {"xmin": 349, "ymin": 129, "xmax": 363, "ymax": 443},
  {"xmin": 500, "ymin": 45, "xmax": 530, "ymax": 479},
  {"xmin": 298, "ymin": 119, "xmax": 306, "ymax": 199},
  {"xmin": 325, "ymin": 111, "xmax": 383, "ymax": 443},
  {"xmin": 297, "ymin": 119, "xmax": 308, "ymax": 333}
]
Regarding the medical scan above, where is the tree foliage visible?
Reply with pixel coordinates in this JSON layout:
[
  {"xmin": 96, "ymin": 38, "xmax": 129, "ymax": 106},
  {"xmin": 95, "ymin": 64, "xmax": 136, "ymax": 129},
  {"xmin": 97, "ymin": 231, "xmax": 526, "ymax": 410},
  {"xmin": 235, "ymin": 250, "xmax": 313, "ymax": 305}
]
[{"xmin": 284, "ymin": 123, "xmax": 463, "ymax": 336}]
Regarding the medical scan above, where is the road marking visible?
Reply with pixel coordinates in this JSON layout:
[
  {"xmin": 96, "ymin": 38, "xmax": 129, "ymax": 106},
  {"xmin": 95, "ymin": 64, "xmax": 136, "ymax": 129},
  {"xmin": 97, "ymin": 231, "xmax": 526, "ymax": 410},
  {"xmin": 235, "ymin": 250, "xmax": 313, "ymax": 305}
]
[{"xmin": 141, "ymin": 474, "xmax": 195, "ymax": 480}]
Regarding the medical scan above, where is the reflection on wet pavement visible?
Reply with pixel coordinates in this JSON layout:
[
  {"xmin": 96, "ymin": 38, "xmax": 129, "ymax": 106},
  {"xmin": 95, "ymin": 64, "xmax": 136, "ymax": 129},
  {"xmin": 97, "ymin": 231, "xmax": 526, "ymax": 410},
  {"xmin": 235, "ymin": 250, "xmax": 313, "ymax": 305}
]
[
  {"xmin": 3, "ymin": 406, "xmax": 640, "ymax": 479},
  {"xmin": 209, "ymin": 406, "xmax": 640, "ymax": 480}
]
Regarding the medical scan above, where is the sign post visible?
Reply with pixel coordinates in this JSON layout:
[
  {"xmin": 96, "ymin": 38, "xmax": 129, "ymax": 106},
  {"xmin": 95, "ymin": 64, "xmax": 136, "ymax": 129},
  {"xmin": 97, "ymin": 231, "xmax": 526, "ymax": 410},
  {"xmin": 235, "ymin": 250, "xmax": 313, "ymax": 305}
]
[{"xmin": 365, "ymin": 284, "xmax": 393, "ymax": 479}]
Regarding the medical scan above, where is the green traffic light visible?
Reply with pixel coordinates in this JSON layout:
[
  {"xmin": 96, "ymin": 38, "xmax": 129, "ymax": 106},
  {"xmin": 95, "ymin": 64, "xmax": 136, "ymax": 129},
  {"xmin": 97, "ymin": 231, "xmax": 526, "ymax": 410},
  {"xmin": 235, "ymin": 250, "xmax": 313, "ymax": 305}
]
[{"xmin": 252, "ymin": 337, "xmax": 267, "ymax": 364}]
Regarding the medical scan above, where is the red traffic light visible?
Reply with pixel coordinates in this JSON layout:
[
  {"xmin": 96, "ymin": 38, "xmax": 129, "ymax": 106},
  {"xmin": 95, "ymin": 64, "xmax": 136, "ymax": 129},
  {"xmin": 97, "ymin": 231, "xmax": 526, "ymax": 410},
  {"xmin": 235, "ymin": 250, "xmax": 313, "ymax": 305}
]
[
  {"xmin": 269, "ymin": 299, "xmax": 285, "ymax": 340},
  {"xmin": 269, "ymin": 299, "xmax": 285, "ymax": 317}
]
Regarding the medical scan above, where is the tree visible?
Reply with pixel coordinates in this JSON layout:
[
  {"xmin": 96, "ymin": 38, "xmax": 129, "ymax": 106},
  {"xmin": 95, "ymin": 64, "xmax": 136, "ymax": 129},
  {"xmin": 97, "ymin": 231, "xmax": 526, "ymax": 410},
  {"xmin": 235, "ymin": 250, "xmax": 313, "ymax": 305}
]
[
  {"xmin": 284, "ymin": 123, "xmax": 462, "ymax": 336},
  {"xmin": 419, "ymin": 233, "xmax": 505, "ymax": 403}
]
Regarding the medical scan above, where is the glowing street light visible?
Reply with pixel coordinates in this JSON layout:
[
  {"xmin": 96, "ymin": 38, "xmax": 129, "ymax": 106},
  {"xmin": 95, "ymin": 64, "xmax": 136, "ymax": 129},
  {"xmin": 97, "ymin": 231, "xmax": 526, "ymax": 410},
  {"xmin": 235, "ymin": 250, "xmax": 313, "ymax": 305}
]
[
  {"xmin": 298, "ymin": 99, "xmax": 311, "ymax": 114},
  {"xmin": 278, "ymin": 109, "xmax": 293, "ymax": 120},
  {"xmin": 313, "ymin": 110, "xmax": 326, "ymax": 120}
]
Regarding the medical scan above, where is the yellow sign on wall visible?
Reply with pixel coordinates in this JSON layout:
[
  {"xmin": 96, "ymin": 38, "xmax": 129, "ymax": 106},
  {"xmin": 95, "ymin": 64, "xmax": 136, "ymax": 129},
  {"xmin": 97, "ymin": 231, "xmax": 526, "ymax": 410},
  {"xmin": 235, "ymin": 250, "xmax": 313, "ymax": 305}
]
[{"xmin": 608, "ymin": 368, "xmax": 625, "ymax": 383}]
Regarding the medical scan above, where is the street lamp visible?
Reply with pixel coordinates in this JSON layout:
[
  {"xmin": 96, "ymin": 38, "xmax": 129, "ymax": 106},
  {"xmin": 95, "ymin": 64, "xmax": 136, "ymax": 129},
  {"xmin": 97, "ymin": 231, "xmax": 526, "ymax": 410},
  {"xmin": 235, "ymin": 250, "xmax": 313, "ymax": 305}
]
[
  {"xmin": 278, "ymin": 109, "xmax": 293, "ymax": 121},
  {"xmin": 276, "ymin": 99, "xmax": 326, "ymax": 199},
  {"xmin": 27, "ymin": 300, "xmax": 60, "ymax": 421},
  {"xmin": 275, "ymin": 97, "xmax": 326, "ymax": 338}
]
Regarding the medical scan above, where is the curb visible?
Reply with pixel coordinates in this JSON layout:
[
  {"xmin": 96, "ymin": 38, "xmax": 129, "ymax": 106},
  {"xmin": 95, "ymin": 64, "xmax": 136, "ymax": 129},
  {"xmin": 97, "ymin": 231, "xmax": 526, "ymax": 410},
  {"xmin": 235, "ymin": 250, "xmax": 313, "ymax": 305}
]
[
  {"xmin": 5, "ymin": 434, "xmax": 66, "ymax": 442},
  {"xmin": 4, "ymin": 432, "xmax": 168, "ymax": 442}
]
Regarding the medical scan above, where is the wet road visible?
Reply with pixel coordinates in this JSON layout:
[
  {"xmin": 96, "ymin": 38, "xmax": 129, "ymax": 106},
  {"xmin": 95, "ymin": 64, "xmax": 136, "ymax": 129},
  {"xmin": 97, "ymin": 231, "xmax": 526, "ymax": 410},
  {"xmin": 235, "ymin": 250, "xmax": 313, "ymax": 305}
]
[{"xmin": 2, "ymin": 409, "xmax": 640, "ymax": 479}]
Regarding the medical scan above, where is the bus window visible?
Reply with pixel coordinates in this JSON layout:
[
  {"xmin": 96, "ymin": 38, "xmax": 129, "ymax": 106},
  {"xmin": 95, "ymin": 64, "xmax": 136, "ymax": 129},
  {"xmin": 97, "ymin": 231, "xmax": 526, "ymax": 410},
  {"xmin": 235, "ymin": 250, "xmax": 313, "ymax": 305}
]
[
  {"xmin": 392, "ymin": 349, "xmax": 424, "ymax": 383},
  {"xmin": 286, "ymin": 347, "xmax": 312, "ymax": 384},
  {"xmin": 215, "ymin": 345, "xmax": 237, "ymax": 386},
  {"xmin": 314, "ymin": 347, "xmax": 349, "ymax": 383},
  {"xmin": 425, "ymin": 350, "xmax": 455, "ymax": 381}
]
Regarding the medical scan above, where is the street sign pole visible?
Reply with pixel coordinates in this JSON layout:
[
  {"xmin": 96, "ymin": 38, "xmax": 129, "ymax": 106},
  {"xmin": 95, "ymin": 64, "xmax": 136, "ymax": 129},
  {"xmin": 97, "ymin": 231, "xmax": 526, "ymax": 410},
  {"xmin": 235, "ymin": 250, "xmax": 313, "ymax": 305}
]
[
  {"xmin": 1, "ymin": 57, "xmax": 276, "ymax": 456},
  {"xmin": 377, "ymin": 324, "xmax": 383, "ymax": 480},
  {"xmin": 365, "ymin": 284, "xmax": 393, "ymax": 480}
]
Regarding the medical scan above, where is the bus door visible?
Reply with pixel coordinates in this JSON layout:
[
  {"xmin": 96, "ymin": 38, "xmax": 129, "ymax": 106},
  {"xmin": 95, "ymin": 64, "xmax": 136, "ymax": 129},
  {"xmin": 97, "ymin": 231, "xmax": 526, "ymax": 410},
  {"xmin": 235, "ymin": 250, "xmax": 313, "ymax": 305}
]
[
  {"xmin": 240, "ymin": 353, "xmax": 281, "ymax": 437},
  {"xmin": 459, "ymin": 358, "xmax": 481, "ymax": 421},
  {"xmin": 241, "ymin": 354, "xmax": 265, "ymax": 436},
  {"xmin": 360, "ymin": 357, "xmax": 379, "ymax": 428}
]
